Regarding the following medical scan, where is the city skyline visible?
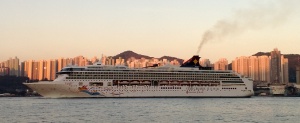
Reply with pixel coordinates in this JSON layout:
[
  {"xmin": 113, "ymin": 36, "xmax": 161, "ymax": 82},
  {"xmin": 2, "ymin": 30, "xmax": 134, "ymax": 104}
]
[
  {"xmin": 1, "ymin": 0, "xmax": 300, "ymax": 62},
  {"xmin": 0, "ymin": 48, "xmax": 296, "ymax": 84},
  {"xmin": 1, "ymin": 48, "xmax": 299, "ymax": 64}
]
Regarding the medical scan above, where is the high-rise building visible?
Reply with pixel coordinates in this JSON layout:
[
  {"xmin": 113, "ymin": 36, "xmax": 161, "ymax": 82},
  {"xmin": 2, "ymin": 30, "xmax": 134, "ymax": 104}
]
[
  {"xmin": 57, "ymin": 58, "xmax": 64, "ymax": 72},
  {"xmin": 249, "ymin": 56, "xmax": 259, "ymax": 81},
  {"xmin": 214, "ymin": 58, "xmax": 228, "ymax": 70},
  {"xmin": 8, "ymin": 57, "xmax": 20, "ymax": 76},
  {"xmin": 233, "ymin": 48, "xmax": 288, "ymax": 84},
  {"xmin": 73, "ymin": 56, "xmax": 88, "ymax": 66},
  {"xmin": 170, "ymin": 59, "xmax": 180, "ymax": 66},
  {"xmin": 269, "ymin": 48, "xmax": 288, "ymax": 84},
  {"xmin": 233, "ymin": 56, "xmax": 249, "ymax": 77},
  {"xmin": 32, "ymin": 61, "xmax": 39, "ymax": 80},
  {"xmin": 105, "ymin": 56, "xmax": 115, "ymax": 66},
  {"xmin": 62, "ymin": 58, "xmax": 74, "ymax": 68},
  {"xmin": 20, "ymin": 62, "xmax": 25, "ymax": 77},
  {"xmin": 258, "ymin": 55, "xmax": 271, "ymax": 83},
  {"xmin": 91, "ymin": 56, "xmax": 99, "ymax": 64},
  {"xmin": 0, "ymin": 57, "xmax": 20, "ymax": 76},
  {"xmin": 296, "ymin": 66, "xmax": 300, "ymax": 84},
  {"xmin": 200, "ymin": 59, "xmax": 211, "ymax": 67},
  {"xmin": 270, "ymin": 48, "xmax": 281, "ymax": 84},
  {"xmin": 23, "ymin": 60, "xmax": 34, "ymax": 80},
  {"xmin": 115, "ymin": 57, "xmax": 125, "ymax": 66},
  {"xmin": 38, "ymin": 60, "xmax": 48, "ymax": 81},
  {"xmin": 46, "ymin": 59, "xmax": 57, "ymax": 81},
  {"xmin": 101, "ymin": 55, "xmax": 107, "ymax": 65},
  {"xmin": 281, "ymin": 55, "xmax": 289, "ymax": 84}
]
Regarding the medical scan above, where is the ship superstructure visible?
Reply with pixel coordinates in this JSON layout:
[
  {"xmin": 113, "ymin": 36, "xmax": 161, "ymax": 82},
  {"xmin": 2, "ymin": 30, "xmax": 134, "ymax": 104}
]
[{"xmin": 24, "ymin": 55, "xmax": 253, "ymax": 98}]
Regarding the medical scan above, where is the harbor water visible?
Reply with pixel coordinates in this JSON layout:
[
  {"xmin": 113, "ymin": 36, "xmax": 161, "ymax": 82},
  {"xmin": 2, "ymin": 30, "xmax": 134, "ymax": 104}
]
[{"xmin": 0, "ymin": 97, "xmax": 299, "ymax": 123}]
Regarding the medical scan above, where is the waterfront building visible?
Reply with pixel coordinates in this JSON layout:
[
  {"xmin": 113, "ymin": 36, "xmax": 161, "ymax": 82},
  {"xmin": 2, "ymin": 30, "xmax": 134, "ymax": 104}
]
[
  {"xmin": 258, "ymin": 55, "xmax": 271, "ymax": 83},
  {"xmin": 170, "ymin": 59, "xmax": 180, "ymax": 66},
  {"xmin": 46, "ymin": 59, "xmax": 57, "ymax": 81},
  {"xmin": 57, "ymin": 58, "xmax": 64, "ymax": 73},
  {"xmin": 8, "ymin": 57, "xmax": 20, "ymax": 76},
  {"xmin": 32, "ymin": 61, "xmax": 39, "ymax": 80},
  {"xmin": 270, "ymin": 48, "xmax": 282, "ymax": 84},
  {"xmin": 115, "ymin": 57, "xmax": 125, "ymax": 66},
  {"xmin": 200, "ymin": 58, "xmax": 211, "ymax": 67},
  {"xmin": 63, "ymin": 58, "xmax": 74, "ymax": 68},
  {"xmin": 249, "ymin": 56, "xmax": 259, "ymax": 81},
  {"xmin": 232, "ymin": 48, "xmax": 288, "ymax": 84},
  {"xmin": 73, "ymin": 56, "xmax": 88, "ymax": 66},
  {"xmin": 296, "ymin": 66, "xmax": 300, "ymax": 84},
  {"xmin": 23, "ymin": 60, "xmax": 34, "ymax": 80},
  {"xmin": 105, "ymin": 56, "xmax": 115, "ymax": 66},
  {"xmin": 214, "ymin": 58, "xmax": 228, "ymax": 70},
  {"xmin": 270, "ymin": 48, "xmax": 289, "ymax": 84},
  {"xmin": 101, "ymin": 55, "xmax": 107, "ymax": 65},
  {"xmin": 91, "ymin": 56, "xmax": 99, "ymax": 64},
  {"xmin": 233, "ymin": 56, "xmax": 249, "ymax": 77},
  {"xmin": 57, "ymin": 57, "xmax": 74, "ymax": 71},
  {"xmin": 0, "ymin": 57, "xmax": 20, "ymax": 76},
  {"xmin": 281, "ymin": 55, "xmax": 289, "ymax": 84},
  {"xmin": 38, "ymin": 60, "xmax": 47, "ymax": 80}
]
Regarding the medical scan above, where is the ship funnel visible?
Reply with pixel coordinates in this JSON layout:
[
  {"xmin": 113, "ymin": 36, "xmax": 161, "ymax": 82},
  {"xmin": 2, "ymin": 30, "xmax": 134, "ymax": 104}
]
[{"xmin": 180, "ymin": 55, "xmax": 212, "ymax": 70}]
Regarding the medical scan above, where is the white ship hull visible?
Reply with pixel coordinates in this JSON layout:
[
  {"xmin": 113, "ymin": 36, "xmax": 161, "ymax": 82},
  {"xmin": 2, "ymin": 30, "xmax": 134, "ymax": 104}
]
[
  {"xmin": 24, "ymin": 81, "xmax": 253, "ymax": 98},
  {"xmin": 24, "ymin": 55, "xmax": 254, "ymax": 98}
]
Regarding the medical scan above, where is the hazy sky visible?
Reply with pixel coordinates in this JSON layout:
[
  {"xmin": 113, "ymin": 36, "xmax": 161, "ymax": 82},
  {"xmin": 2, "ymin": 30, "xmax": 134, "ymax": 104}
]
[{"xmin": 1, "ymin": 0, "xmax": 300, "ymax": 62}]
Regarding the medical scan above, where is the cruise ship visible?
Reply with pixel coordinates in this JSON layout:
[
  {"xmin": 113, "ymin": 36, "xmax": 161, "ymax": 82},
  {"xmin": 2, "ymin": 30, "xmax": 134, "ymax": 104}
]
[{"xmin": 24, "ymin": 55, "xmax": 254, "ymax": 98}]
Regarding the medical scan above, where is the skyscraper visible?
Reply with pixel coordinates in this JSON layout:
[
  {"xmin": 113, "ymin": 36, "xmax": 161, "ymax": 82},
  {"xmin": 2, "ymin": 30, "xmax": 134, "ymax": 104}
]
[
  {"xmin": 296, "ymin": 66, "xmax": 300, "ymax": 84},
  {"xmin": 38, "ymin": 60, "xmax": 48, "ymax": 81},
  {"xmin": 258, "ymin": 55, "xmax": 270, "ymax": 83},
  {"xmin": 74, "ymin": 56, "xmax": 87, "ymax": 66},
  {"xmin": 249, "ymin": 56, "xmax": 259, "ymax": 81},
  {"xmin": 8, "ymin": 57, "xmax": 19, "ymax": 76},
  {"xmin": 200, "ymin": 58, "xmax": 211, "ymax": 67},
  {"xmin": 115, "ymin": 57, "xmax": 125, "ymax": 65},
  {"xmin": 46, "ymin": 59, "xmax": 57, "ymax": 81},
  {"xmin": 214, "ymin": 58, "xmax": 228, "ymax": 70},
  {"xmin": 57, "ymin": 58, "xmax": 64, "ymax": 72},
  {"xmin": 270, "ymin": 48, "xmax": 282, "ymax": 84},
  {"xmin": 233, "ymin": 56, "xmax": 249, "ymax": 77},
  {"xmin": 23, "ymin": 60, "xmax": 34, "ymax": 80},
  {"xmin": 0, "ymin": 57, "xmax": 20, "ymax": 76},
  {"xmin": 281, "ymin": 55, "xmax": 289, "ymax": 84}
]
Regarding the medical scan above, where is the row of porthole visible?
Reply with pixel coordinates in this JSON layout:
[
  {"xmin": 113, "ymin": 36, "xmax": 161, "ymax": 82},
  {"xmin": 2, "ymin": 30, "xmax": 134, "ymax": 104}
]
[
  {"xmin": 222, "ymin": 88, "xmax": 237, "ymax": 90},
  {"xmin": 67, "ymin": 77, "xmax": 240, "ymax": 81},
  {"xmin": 100, "ymin": 88, "xmax": 232, "ymax": 91},
  {"xmin": 99, "ymin": 89, "xmax": 223, "ymax": 91},
  {"xmin": 64, "ymin": 80, "xmax": 110, "ymax": 82}
]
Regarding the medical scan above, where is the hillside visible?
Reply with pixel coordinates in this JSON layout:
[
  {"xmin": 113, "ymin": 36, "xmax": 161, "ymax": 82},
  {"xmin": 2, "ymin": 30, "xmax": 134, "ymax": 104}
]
[
  {"xmin": 112, "ymin": 50, "xmax": 153, "ymax": 60},
  {"xmin": 112, "ymin": 50, "xmax": 184, "ymax": 64}
]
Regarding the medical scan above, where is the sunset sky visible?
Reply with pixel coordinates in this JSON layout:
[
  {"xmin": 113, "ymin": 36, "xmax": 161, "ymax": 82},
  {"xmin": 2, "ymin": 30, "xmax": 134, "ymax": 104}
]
[{"xmin": 1, "ymin": 0, "xmax": 300, "ymax": 62}]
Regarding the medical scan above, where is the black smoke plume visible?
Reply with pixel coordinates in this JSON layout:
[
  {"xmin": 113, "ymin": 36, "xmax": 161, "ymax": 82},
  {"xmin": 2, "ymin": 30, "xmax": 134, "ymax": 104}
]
[{"xmin": 196, "ymin": 0, "xmax": 297, "ymax": 54}]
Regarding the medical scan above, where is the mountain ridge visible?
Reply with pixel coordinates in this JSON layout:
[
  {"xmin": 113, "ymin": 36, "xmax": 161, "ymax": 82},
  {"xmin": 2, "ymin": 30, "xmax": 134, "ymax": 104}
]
[{"xmin": 112, "ymin": 50, "xmax": 184, "ymax": 63}]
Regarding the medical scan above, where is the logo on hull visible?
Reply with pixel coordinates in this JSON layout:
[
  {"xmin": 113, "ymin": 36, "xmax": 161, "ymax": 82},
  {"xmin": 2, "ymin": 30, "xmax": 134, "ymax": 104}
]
[{"xmin": 78, "ymin": 85, "xmax": 101, "ymax": 96}]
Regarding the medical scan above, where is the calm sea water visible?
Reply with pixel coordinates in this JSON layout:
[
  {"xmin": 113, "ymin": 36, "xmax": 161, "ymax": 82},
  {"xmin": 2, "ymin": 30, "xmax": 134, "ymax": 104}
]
[{"xmin": 0, "ymin": 97, "xmax": 299, "ymax": 123}]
